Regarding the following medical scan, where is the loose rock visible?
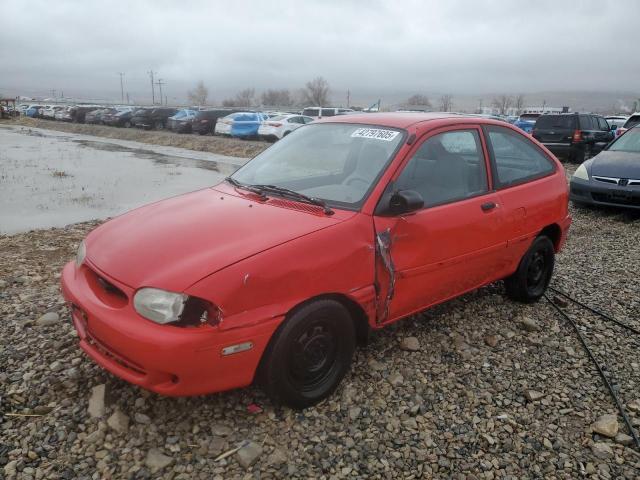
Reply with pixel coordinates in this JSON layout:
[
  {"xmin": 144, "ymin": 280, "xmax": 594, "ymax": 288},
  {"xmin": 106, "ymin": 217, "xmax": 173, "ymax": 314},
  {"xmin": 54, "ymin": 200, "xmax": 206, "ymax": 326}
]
[
  {"xmin": 236, "ymin": 441, "xmax": 263, "ymax": 469},
  {"xmin": 36, "ymin": 311, "xmax": 60, "ymax": 326},
  {"xmin": 591, "ymin": 414, "xmax": 619, "ymax": 438},
  {"xmin": 107, "ymin": 410, "xmax": 130, "ymax": 433},
  {"xmin": 145, "ymin": 448, "xmax": 173, "ymax": 472},
  {"xmin": 591, "ymin": 442, "xmax": 613, "ymax": 459},
  {"xmin": 399, "ymin": 336, "xmax": 420, "ymax": 352},
  {"xmin": 520, "ymin": 317, "xmax": 539, "ymax": 332},
  {"xmin": 524, "ymin": 389, "xmax": 545, "ymax": 401},
  {"xmin": 87, "ymin": 384, "xmax": 106, "ymax": 418}
]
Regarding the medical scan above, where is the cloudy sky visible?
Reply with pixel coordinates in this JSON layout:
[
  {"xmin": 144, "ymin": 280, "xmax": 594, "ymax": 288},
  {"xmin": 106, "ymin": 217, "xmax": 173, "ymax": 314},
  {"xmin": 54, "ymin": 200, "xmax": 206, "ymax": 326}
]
[{"xmin": 1, "ymin": 0, "xmax": 638, "ymax": 106}]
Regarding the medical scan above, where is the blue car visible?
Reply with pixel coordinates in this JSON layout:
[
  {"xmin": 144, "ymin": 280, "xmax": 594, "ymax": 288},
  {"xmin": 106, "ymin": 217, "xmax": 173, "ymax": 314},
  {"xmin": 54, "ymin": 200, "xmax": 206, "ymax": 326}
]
[
  {"xmin": 230, "ymin": 112, "xmax": 268, "ymax": 139},
  {"xmin": 513, "ymin": 113, "xmax": 540, "ymax": 134},
  {"xmin": 26, "ymin": 105, "xmax": 43, "ymax": 117}
]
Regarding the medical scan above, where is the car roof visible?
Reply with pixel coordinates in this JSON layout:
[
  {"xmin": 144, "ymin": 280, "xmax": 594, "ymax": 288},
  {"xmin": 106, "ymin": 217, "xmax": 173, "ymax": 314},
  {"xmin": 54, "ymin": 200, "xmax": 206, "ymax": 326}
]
[{"xmin": 314, "ymin": 112, "xmax": 499, "ymax": 129}]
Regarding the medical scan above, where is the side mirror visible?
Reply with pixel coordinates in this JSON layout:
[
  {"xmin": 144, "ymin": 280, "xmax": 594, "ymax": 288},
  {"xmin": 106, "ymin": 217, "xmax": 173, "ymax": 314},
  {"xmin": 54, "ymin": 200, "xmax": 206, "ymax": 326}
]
[{"xmin": 389, "ymin": 190, "xmax": 424, "ymax": 215}]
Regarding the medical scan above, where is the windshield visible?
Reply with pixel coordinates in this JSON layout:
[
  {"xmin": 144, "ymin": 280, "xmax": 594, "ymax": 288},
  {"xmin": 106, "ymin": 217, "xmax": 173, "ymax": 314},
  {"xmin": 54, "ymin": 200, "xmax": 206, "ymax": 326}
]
[
  {"xmin": 608, "ymin": 128, "xmax": 640, "ymax": 153},
  {"xmin": 231, "ymin": 123, "xmax": 405, "ymax": 209}
]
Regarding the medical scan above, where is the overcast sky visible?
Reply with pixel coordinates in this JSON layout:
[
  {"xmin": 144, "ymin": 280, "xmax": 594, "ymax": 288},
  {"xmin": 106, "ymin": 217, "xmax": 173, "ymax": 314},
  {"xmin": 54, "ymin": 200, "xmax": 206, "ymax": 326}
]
[{"xmin": 1, "ymin": 0, "xmax": 639, "ymax": 105}]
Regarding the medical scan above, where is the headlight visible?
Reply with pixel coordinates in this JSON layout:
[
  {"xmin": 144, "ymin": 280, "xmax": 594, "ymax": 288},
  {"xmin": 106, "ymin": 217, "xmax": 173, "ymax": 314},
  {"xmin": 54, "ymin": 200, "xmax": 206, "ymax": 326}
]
[
  {"xmin": 573, "ymin": 163, "xmax": 589, "ymax": 180},
  {"xmin": 134, "ymin": 288, "xmax": 188, "ymax": 324},
  {"xmin": 76, "ymin": 240, "xmax": 86, "ymax": 267}
]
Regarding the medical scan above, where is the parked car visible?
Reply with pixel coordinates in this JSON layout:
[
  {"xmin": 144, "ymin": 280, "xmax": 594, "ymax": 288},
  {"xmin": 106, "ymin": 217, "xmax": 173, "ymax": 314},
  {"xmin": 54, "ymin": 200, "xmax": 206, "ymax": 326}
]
[
  {"xmin": 101, "ymin": 107, "xmax": 134, "ymax": 126},
  {"xmin": 55, "ymin": 107, "xmax": 74, "ymax": 122},
  {"xmin": 85, "ymin": 108, "xmax": 116, "ymax": 125},
  {"xmin": 532, "ymin": 113, "xmax": 614, "ymax": 162},
  {"xmin": 513, "ymin": 113, "xmax": 540, "ymax": 134},
  {"xmin": 214, "ymin": 112, "xmax": 245, "ymax": 136},
  {"xmin": 103, "ymin": 107, "xmax": 136, "ymax": 127},
  {"xmin": 231, "ymin": 112, "xmax": 268, "ymax": 138},
  {"xmin": 42, "ymin": 105, "xmax": 66, "ymax": 120},
  {"xmin": 257, "ymin": 114, "xmax": 314, "ymax": 141},
  {"xmin": 25, "ymin": 105, "xmax": 43, "ymax": 117},
  {"xmin": 570, "ymin": 125, "xmax": 640, "ymax": 209},
  {"xmin": 191, "ymin": 109, "xmax": 240, "ymax": 135},
  {"xmin": 605, "ymin": 115, "xmax": 628, "ymax": 133},
  {"xmin": 302, "ymin": 107, "xmax": 355, "ymax": 119},
  {"xmin": 167, "ymin": 109, "xmax": 198, "ymax": 133},
  {"xmin": 61, "ymin": 113, "xmax": 570, "ymax": 408},
  {"xmin": 614, "ymin": 113, "xmax": 640, "ymax": 138},
  {"xmin": 69, "ymin": 106, "xmax": 105, "ymax": 123},
  {"xmin": 131, "ymin": 107, "xmax": 178, "ymax": 129}
]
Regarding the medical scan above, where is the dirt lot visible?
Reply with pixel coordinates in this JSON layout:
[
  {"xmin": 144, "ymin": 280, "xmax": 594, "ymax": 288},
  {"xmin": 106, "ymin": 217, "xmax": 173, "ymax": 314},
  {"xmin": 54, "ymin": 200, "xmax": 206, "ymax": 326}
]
[
  {"xmin": 5, "ymin": 117, "xmax": 269, "ymax": 159},
  {"xmin": 1, "ymin": 158, "xmax": 640, "ymax": 478}
]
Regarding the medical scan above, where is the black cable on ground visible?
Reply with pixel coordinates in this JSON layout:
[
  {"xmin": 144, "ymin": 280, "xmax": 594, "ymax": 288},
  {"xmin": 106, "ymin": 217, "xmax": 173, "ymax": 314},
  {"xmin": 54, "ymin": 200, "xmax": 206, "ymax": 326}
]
[
  {"xmin": 548, "ymin": 286, "xmax": 640, "ymax": 335},
  {"xmin": 544, "ymin": 293, "xmax": 640, "ymax": 450}
]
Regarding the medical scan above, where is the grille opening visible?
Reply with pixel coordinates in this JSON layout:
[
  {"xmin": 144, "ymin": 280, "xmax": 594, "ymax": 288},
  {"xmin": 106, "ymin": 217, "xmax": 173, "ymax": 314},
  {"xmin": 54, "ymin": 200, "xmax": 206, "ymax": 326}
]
[{"xmin": 97, "ymin": 276, "xmax": 127, "ymax": 300}]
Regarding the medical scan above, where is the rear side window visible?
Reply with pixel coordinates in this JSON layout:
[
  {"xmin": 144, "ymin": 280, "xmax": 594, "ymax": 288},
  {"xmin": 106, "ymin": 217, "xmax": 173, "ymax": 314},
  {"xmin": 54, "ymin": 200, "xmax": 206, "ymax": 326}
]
[
  {"xmin": 321, "ymin": 109, "xmax": 336, "ymax": 117},
  {"xmin": 302, "ymin": 108, "xmax": 319, "ymax": 117},
  {"xmin": 535, "ymin": 115, "xmax": 576, "ymax": 129},
  {"xmin": 485, "ymin": 126, "xmax": 555, "ymax": 187},
  {"xmin": 395, "ymin": 130, "xmax": 488, "ymax": 208},
  {"xmin": 597, "ymin": 117, "xmax": 609, "ymax": 131},
  {"xmin": 579, "ymin": 115, "xmax": 595, "ymax": 130}
]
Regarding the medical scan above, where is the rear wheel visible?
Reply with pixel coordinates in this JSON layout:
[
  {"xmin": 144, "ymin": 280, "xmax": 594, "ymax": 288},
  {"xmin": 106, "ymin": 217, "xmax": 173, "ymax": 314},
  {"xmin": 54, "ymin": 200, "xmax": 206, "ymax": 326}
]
[
  {"xmin": 154, "ymin": 121, "xmax": 164, "ymax": 130},
  {"xmin": 259, "ymin": 300, "xmax": 356, "ymax": 409},
  {"xmin": 505, "ymin": 235, "xmax": 555, "ymax": 303}
]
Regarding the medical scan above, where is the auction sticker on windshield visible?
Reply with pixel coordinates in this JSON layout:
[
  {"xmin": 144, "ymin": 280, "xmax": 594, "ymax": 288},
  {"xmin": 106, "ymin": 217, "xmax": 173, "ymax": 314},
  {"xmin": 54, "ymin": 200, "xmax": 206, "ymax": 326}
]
[{"xmin": 351, "ymin": 128, "xmax": 400, "ymax": 141}]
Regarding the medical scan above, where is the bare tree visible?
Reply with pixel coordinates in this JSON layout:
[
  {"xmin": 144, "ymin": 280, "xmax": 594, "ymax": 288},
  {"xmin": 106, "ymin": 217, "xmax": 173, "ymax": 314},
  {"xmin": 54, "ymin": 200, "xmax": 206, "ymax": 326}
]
[
  {"xmin": 187, "ymin": 81, "xmax": 209, "ymax": 106},
  {"xmin": 221, "ymin": 98, "xmax": 235, "ymax": 107},
  {"xmin": 514, "ymin": 94, "xmax": 525, "ymax": 115},
  {"xmin": 439, "ymin": 94, "xmax": 454, "ymax": 112},
  {"xmin": 261, "ymin": 89, "xmax": 293, "ymax": 107},
  {"xmin": 302, "ymin": 77, "xmax": 330, "ymax": 106},
  {"xmin": 405, "ymin": 94, "xmax": 432, "ymax": 108},
  {"xmin": 491, "ymin": 95, "xmax": 513, "ymax": 115},
  {"xmin": 234, "ymin": 88, "xmax": 255, "ymax": 108}
]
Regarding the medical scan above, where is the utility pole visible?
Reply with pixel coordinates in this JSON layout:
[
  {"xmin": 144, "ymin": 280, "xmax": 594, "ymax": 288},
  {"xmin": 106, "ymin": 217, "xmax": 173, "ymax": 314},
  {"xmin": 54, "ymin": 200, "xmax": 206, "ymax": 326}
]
[
  {"xmin": 156, "ymin": 79, "xmax": 165, "ymax": 106},
  {"xmin": 126, "ymin": 93, "xmax": 130, "ymax": 105},
  {"xmin": 346, "ymin": 89, "xmax": 350, "ymax": 108},
  {"xmin": 117, "ymin": 72, "xmax": 125, "ymax": 103},
  {"xmin": 148, "ymin": 70, "xmax": 156, "ymax": 104}
]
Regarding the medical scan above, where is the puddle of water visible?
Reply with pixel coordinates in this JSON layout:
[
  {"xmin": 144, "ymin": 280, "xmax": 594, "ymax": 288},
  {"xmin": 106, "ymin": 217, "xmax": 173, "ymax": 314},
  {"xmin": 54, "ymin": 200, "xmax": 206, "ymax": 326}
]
[{"xmin": 0, "ymin": 127, "xmax": 244, "ymax": 234}]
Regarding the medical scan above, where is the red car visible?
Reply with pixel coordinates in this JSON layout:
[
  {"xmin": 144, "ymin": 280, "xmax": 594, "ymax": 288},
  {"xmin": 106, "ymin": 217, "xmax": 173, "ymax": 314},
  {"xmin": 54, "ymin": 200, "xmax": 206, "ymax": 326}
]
[{"xmin": 61, "ymin": 113, "xmax": 571, "ymax": 408}]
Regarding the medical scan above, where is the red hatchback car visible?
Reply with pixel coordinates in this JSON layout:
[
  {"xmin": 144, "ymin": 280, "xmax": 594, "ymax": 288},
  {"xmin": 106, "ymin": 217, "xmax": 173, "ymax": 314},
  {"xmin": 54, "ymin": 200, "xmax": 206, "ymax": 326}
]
[{"xmin": 61, "ymin": 113, "xmax": 571, "ymax": 408}]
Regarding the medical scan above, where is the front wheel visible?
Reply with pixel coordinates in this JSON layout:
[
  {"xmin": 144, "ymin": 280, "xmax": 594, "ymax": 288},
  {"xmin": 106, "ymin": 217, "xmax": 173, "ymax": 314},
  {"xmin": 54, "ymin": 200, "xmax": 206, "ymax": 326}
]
[
  {"xmin": 154, "ymin": 120, "xmax": 164, "ymax": 130},
  {"xmin": 259, "ymin": 300, "xmax": 356, "ymax": 409},
  {"xmin": 505, "ymin": 235, "xmax": 555, "ymax": 303}
]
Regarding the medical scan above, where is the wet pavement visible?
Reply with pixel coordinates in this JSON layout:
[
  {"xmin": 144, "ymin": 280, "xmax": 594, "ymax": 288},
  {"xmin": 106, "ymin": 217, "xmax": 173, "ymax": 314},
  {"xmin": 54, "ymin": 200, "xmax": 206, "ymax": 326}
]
[{"xmin": 0, "ymin": 126, "xmax": 248, "ymax": 234}]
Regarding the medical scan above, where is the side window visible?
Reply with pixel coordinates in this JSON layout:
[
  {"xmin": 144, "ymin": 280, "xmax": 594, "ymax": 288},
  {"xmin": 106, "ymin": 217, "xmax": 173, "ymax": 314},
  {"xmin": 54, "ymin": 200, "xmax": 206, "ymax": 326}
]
[
  {"xmin": 395, "ymin": 130, "xmax": 488, "ymax": 208},
  {"xmin": 303, "ymin": 116, "xmax": 314, "ymax": 124},
  {"xmin": 288, "ymin": 116, "xmax": 302, "ymax": 124},
  {"xmin": 321, "ymin": 109, "xmax": 336, "ymax": 117},
  {"xmin": 597, "ymin": 117, "xmax": 609, "ymax": 131},
  {"xmin": 579, "ymin": 115, "xmax": 594, "ymax": 130},
  {"xmin": 485, "ymin": 126, "xmax": 554, "ymax": 187}
]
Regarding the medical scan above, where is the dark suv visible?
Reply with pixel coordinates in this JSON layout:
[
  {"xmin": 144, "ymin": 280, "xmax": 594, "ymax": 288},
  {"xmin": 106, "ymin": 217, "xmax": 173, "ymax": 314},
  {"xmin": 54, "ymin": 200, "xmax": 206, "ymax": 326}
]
[
  {"xmin": 191, "ymin": 109, "xmax": 241, "ymax": 135},
  {"xmin": 532, "ymin": 113, "xmax": 614, "ymax": 162},
  {"xmin": 131, "ymin": 107, "xmax": 178, "ymax": 130}
]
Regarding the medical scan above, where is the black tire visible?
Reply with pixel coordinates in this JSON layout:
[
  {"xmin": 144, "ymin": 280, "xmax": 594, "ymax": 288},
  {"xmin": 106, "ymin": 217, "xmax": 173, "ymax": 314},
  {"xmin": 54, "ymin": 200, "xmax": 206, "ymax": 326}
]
[
  {"xmin": 505, "ymin": 235, "xmax": 555, "ymax": 303},
  {"xmin": 154, "ymin": 121, "xmax": 164, "ymax": 130},
  {"xmin": 259, "ymin": 299, "xmax": 356, "ymax": 409}
]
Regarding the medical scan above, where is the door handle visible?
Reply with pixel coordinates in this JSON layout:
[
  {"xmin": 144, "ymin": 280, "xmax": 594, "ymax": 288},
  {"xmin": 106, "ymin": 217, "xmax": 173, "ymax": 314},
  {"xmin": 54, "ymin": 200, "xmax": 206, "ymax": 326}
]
[{"xmin": 481, "ymin": 201, "xmax": 497, "ymax": 211}]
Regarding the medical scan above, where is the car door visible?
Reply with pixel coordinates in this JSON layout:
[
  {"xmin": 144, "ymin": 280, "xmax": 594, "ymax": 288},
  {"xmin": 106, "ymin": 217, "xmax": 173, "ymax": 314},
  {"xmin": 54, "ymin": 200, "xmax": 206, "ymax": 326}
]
[
  {"xmin": 372, "ymin": 125, "xmax": 507, "ymax": 323},
  {"xmin": 483, "ymin": 124, "xmax": 559, "ymax": 265}
]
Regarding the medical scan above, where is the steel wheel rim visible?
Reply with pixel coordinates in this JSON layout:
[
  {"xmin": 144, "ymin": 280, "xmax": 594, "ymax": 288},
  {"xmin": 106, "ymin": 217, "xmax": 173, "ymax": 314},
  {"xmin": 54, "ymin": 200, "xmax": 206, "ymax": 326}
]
[{"xmin": 287, "ymin": 320, "xmax": 338, "ymax": 393}]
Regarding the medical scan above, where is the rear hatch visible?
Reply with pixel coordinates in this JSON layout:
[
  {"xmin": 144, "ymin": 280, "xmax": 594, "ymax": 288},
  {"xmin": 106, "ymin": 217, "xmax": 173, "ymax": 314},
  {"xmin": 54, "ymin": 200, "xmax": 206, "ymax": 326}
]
[{"xmin": 533, "ymin": 115, "xmax": 577, "ymax": 144}]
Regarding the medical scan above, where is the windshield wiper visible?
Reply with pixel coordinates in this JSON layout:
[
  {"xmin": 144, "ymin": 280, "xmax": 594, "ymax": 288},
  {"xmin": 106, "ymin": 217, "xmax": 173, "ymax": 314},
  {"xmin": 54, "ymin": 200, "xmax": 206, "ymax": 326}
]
[
  {"xmin": 253, "ymin": 184, "xmax": 334, "ymax": 215},
  {"xmin": 225, "ymin": 177, "xmax": 267, "ymax": 199}
]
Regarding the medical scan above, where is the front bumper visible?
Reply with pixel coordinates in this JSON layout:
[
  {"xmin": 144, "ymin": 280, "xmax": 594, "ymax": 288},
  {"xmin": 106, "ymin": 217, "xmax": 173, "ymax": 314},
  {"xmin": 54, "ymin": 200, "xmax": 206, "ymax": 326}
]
[
  {"xmin": 570, "ymin": 177, "xmax": 640, "ymax": 209},
  {"xmin": 61, "ymin": 261, "xmax": 280, "ymax": 396}
]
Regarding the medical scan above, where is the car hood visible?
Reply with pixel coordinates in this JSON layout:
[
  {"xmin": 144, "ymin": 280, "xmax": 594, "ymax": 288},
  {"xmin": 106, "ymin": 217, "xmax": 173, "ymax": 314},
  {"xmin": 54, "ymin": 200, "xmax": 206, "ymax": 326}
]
[
  {"xmin": 85, "ymin": 186, "xmax": 352, "ymax": 292},
  {"xmin": 590, "ymin": 150, "xmax": 640, "ymax": 178}
]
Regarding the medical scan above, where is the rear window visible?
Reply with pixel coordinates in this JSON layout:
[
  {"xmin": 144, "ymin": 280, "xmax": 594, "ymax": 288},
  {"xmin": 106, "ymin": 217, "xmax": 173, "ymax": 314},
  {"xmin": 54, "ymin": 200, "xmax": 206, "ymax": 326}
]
[
  {"xmin": 535, "ymin": 115, "xmax": 576, "ymax": 129},
  {"xmin": 321, "ymin": 109, "xmax": 336, "ymax": 117},
  {"xmin": 519, "ymin": 114, "xmax": 540, "ymax": 121},
  {"xmin": 623, "ymin": 115, "xmax": 640, "ymax": 129},
  {"xmin": 235, "ymin": 113, "xmax": 259, "ymax": 121},
  {"xmin": 579, "ymin": 115, "xmax": 596, "ymax": 130}
]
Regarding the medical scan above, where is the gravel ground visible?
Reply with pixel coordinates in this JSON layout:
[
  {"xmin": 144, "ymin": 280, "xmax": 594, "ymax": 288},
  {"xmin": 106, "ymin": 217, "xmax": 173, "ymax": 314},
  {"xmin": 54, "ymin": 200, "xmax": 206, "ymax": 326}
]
[
  {"xmin": 1, "ymin": 167, "xmax": 640, "ymax": 479},
  {"xmin": 1, "ymin": 118, "xmax": 269, "ymax": 159}
]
